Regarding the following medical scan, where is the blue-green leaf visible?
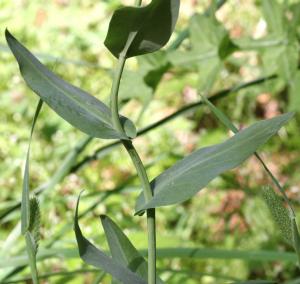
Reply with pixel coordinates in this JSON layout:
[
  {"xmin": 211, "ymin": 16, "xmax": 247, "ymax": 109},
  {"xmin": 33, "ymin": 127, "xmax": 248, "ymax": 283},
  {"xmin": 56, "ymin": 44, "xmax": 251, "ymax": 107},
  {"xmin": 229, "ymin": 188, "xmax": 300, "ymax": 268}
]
[
  {"xmin": 100, "ymin": 215, "xmax": 164, "ymax": 284},
  {"xmin": 136, "ymin": 113, "xmax": 293, "ymax": 213},
  {"xmin": 74, "ymin": 193, "xmax": 147, "ymax": 284},
  {"xmin": 104, "ymin": 0, "xmax": 180, "ymax": 58},
  {"xmin": 5, "ymin": 29, "xmax": 136, "ymax": 140}
]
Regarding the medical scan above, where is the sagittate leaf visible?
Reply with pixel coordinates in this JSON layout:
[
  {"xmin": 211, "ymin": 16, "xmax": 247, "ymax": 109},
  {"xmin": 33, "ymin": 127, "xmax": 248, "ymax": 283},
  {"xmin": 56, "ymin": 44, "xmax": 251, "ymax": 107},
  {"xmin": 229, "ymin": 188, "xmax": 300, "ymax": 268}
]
[
  {"xmin": 5, "ymin": 29, "xmax": 136, "ymax": 140},
  {"xmin": 74, "ymin": 192, "xmax": 147, "ymax": 284},
  {"xmin": 104, "ymin": 0, "xmax": 180, "ymax": 58},
  {"xmin": 100, "ymin": 215, "xmax": 164, "ymax": 284},
  {"xmin": 136, "ymin": 113, "xmax": 293, "ymax": 213}
]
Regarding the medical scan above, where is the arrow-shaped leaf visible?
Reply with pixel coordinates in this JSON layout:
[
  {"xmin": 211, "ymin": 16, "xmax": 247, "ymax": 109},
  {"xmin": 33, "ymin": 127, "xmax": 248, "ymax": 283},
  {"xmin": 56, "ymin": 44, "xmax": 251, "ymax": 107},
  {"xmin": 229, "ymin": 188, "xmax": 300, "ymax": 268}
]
[
  {"xmin": 104, "ymin": 0, "xmax": 180, "ymax": 58},
  {"xmin": 136, "ymin": 113, "xmax": 293, "ymax": 213},
  {"xmin": 74, "ymin": 192, "xmax": 147, "ymax": 284},
  {"xmin": 100, "ymin": 215, "xmax": 164, "ymax": 284},
  {"xmin": 5, "ymin": 29, "xmax": 136, "ymax": 140}
]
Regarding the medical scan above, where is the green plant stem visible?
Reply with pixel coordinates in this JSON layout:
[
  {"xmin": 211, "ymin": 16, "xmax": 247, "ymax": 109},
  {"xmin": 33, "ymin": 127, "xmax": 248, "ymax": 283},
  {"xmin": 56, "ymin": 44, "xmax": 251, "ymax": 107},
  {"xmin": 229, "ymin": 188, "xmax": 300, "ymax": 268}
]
[
  {"xmin": 110, "ymin": 55, "xmax": 127, "ymax": 136},
  {"xmin": 123, "ymin": 140, "xmax": 156, "ymax": 284},
  {"xmin": 135, "ymin": 0, "xmax": 142, "ymax": 5}
]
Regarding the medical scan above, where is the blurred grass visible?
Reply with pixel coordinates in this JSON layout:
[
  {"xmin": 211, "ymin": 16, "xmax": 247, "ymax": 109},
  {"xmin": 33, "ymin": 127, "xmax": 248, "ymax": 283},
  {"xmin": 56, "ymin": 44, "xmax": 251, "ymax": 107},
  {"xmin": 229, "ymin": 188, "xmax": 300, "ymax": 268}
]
[{"xmin": 1, "ymin": 0, "xmax": 300, "ymax": 283}]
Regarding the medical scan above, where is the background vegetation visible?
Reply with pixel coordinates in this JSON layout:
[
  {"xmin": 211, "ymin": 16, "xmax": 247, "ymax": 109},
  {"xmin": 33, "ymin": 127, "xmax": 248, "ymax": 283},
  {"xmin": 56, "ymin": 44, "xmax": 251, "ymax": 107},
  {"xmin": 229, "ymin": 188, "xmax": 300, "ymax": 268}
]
[{"xmin": 1, "ymin": 0, "xmax": 300, "ymax": 283}]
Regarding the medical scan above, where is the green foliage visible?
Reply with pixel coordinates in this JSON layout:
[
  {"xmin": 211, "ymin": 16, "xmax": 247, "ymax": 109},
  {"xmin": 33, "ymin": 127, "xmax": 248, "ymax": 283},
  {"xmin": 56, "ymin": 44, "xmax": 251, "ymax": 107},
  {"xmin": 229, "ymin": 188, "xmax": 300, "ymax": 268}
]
[
  {"xmin": 3, "ymin": 0, "xmax": 300, "ymax": 283},
  {"xmin": 104, "ymin": 0, "xmax": 180, "ymax": 58},
  {"xmin": 136, "ymin": 113, "xmax": 292, "ymax": 212},
  {"xmin": 5, "ymin": 30, "xmax": 136, "ymax": 140},
  {"xmin": 74, "ymin": 192, "xmax": 147, "ymax": 284},
  {"xmin": 100, "ymin": 215, "xmax": 164, "ymax": 284}
]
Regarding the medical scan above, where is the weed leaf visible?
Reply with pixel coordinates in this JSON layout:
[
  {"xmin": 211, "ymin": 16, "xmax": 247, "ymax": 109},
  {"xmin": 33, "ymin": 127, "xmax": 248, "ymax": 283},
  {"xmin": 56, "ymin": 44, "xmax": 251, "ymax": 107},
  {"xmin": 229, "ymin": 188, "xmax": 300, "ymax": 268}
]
[
  {"xmin": 136, "ymin": 113, "xmax": 293, "ymax": 213},
  {"xmin": 74, "ymin": 192, "xmax": 147, "ymax": 284},
  {"xmin": 100, "ymin": 215, "xmax": 164, "ymax": 284},
  {"xmin": 5, "ymin": 29, "xmax": 136, "ymax": 140},
  {"xmin": 104, "ymin": 0, "xmax": 180, "ymax": 58}
]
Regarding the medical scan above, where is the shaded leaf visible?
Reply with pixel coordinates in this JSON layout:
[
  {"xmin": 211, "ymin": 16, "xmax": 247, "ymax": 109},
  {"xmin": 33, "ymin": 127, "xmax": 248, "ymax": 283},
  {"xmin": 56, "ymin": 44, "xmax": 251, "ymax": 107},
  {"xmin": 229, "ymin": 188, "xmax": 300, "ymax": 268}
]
[
  {"xmin": 138, "ymin": 51, "xmax": 169, "ymax": 90},
  {"xmin": 136, "ymin": 113, "xmax": 293, "ymax": 213},
  {"xmin": 101, "ymin": 215, "xmax": 164, "ymax": 284},
  {"xmin": 104, "ymin": 0, "xmax": 180, "ymax": 58},
  {"xmin": 5, "ymin": 29, "xmax": 136, "ymax": 140},
  {"xmin": 74, "ymin": 192, "xmax": 147, "ymax": 284}
]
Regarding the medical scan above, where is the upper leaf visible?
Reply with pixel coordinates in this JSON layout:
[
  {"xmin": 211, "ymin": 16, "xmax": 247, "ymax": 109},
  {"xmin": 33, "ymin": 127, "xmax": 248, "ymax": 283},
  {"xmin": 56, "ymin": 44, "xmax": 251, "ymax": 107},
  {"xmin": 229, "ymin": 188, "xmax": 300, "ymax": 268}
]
[
  {"xmin": 5, "ymin": 30, "xmax": 136, "ymax": 140},
  {"xmin": 74, "ymin": 193, "xmax": 147, "ymax": 284},
  {"xmin": 136, "ymin": 113, "xmax": 293, "ymax": 213},
  {"xmin": 104, "ymin": 0, "xmax": 180, "ymax": 58},
  {"xmin": 100, "ymin": 215, "xmax": 164, "ymax": 284}
]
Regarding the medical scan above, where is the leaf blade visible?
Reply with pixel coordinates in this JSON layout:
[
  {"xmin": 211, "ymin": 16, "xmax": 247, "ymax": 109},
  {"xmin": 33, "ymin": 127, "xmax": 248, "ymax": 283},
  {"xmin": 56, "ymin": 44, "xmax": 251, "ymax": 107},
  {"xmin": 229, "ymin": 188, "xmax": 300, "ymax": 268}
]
[
  {"xmin": 5, "ymin": 29, "xmax": 136, "ymax": 140},
  {"xmin": 136, "ymin": 113, "xmax": 293, "ymax": 212},
  {"xmin": 100, "ymin": 215, "xmax": 164, "ymax": 284},
  {"xmin": 104, "ymin": 0, "xmax": 180, "ymax": 58},
  {"xmin": 74, "ymin": 193, "xmax": 147, "ymax": 284}
]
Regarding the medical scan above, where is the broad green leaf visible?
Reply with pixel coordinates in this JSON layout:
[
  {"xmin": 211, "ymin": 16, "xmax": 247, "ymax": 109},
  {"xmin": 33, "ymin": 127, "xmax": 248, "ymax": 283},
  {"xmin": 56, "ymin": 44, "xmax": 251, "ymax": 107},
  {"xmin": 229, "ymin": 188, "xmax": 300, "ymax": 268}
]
[
  {"xmin": 262, "ymin": 186, "xmax": 293, "ymax": 245},
  {"xmin": 100, "ymin": 215, "xmax": 164, "ymax": 284},
  {"xmin": 104, "ymin": 0, "xmax": 180, "ymax": 58},
  {"xmin": 136, "ymin": 113, "xmax": 293, "ymax": 213},
  {"xmin": 5, "ymin": 30, "xmax": 136, "ymax": 140},
  {"xmin": 74, "ymin": 193, "xmax": 147, "ymax": 284}
]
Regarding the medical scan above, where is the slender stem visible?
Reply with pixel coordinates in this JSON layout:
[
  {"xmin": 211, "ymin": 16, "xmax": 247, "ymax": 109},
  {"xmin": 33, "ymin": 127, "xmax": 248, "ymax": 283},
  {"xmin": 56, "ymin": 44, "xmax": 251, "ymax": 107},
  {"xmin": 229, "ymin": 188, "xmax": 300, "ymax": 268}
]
[
  {"xmin": 110, "ymin": 55, "xmax": 127, "ymax": 136},
  {"xmin": 123, "ymin": 140, "xmax": 156, "ymax": 284},
  {"xmin": 135, "ymin": 0, "xmax": 142, "ymax": 5}
]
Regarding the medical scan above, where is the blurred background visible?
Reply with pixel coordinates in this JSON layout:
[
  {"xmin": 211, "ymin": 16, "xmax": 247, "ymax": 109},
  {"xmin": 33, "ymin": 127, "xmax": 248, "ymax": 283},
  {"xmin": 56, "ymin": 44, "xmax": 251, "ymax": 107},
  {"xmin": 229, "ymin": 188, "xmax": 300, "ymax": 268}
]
[{"xmin": 1, "ymin": 0, "xmax": 300, "ymax": 283}]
